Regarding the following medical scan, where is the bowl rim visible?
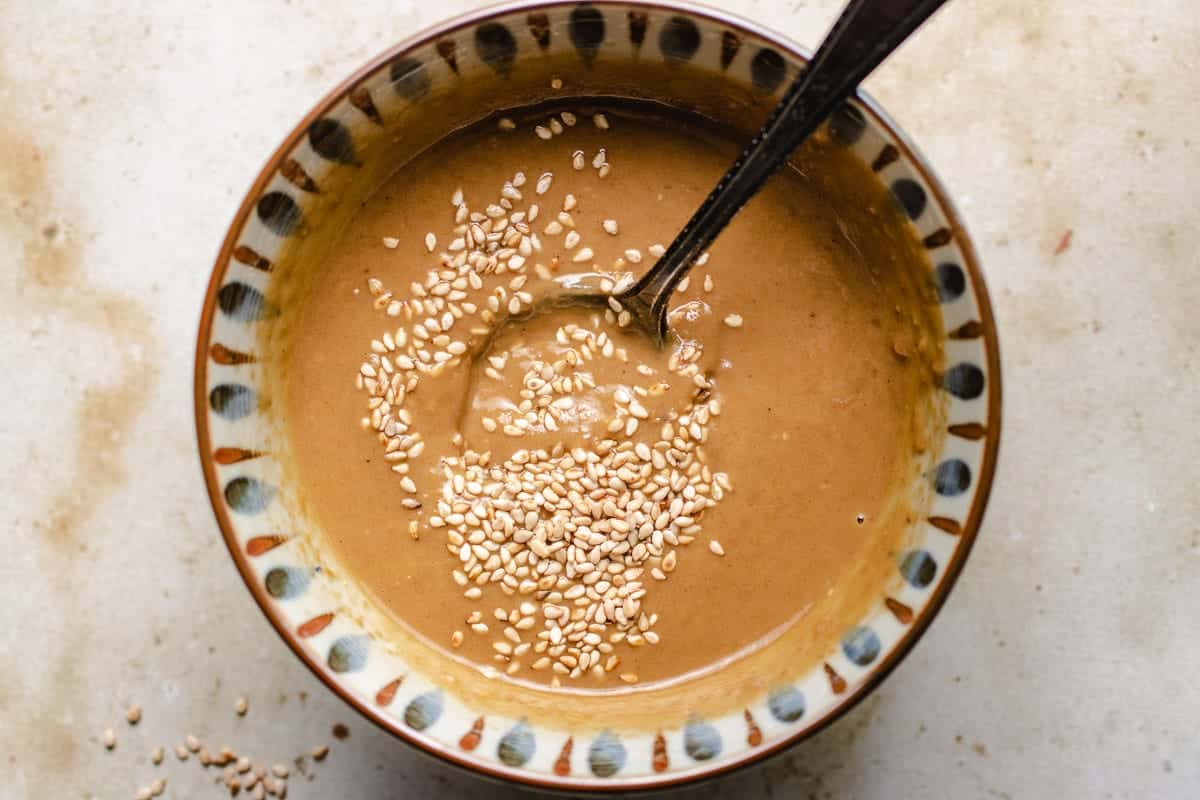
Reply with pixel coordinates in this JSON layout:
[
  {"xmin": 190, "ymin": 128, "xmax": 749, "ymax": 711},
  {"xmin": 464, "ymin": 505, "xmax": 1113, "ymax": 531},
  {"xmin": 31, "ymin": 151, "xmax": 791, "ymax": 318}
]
[{"xmin": 193, "ymin": 0, "xmax": 1003, "ymax": 791}]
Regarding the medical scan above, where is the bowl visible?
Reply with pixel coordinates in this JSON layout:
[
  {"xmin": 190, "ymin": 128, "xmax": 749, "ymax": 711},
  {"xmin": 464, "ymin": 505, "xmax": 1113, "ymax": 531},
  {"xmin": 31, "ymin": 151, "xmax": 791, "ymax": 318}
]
[{"xmin": 194, "ymin": 0, "xmax": 1001, "ymax": 790}]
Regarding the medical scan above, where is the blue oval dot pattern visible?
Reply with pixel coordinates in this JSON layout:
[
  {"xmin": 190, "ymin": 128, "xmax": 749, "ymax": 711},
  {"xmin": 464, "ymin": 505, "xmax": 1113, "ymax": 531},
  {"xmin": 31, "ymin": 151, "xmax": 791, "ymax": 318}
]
[
  {"xmin": 256, "ymin": 191, "xmax": 302, "ymax": 236},
  {"xmin": 842, "ymin": 625, "xmax": 882, "ymax": 667},
  {"xmin": 389, "ymin": 56, "xmax": 431, "ymax": 99},
  {"xmin": 891, "ymin": 178, "xmax": 927, "ymax": 220},
  {"xmin": 944, "ymin": 363, "xmax": 985, "ymax": 400},
  {"xmin": 767, "ymin": 686, "xmax": 806, "ymax": 723},
  {"xmin": 327, "ymin": 635, "xmax": 369, "ymax": 673},
  {"xmin": 934, "ymin": 262, "xmax": 966, "ymax": 303},
  {"xmin": 828, "ymin": 102, "xmax": 866, "ymax": 146},
  {"xmin": 659, "ymin": 16, "xmax": 701, "ymax": 63},
  {"xmin": 308, "ymin": 118, "xmax": 356, "ymax": 165},
  {"xmin": 900, "ymin": 550, "xmax": 937, "ymax": 589},
  {"xmin": 568, "ymin": 4, "xmax": 606, "ymax": 62},
  {"xmin": 750, "ymin": 48, "xmax": 787, "ymax": 92},
  {"xmin": 404, "ymin": 691, "xmax": 443, "ymax": 731},
  {"xmin": 209, "ymin": 384, "xmax": 256, "ymax": 420},
  {"xmin": 264, "ymin": 566, "xmax": 310, "ymax": 599},
  {"xmin": 588, "ymin": 731, "xmax": 626, "ymax": 778},
  {"xmin": 684, "ymin": 719, "xmax": 722, "ymax": 761},
  {"xmin": 217, "ymin": 282, "xmax": 271, "ymax": 322},
  {"xmin": 224, "ymin": 476, "xmax": 274, "ymax": 514},
  {"xmin": 475, "ymin": 23, "xmax": 517, "ymax": 75},
  {"xmin": 935, "ymin": 459, "xmax": 971, "ymax": 497},
  {"xmin": 497, "ymin": 721, "xmax": 535, "ymax": 767}
]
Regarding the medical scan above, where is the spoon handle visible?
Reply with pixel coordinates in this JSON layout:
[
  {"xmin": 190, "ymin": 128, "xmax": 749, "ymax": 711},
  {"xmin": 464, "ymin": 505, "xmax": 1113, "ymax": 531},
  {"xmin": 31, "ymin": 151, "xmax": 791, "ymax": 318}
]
[{"xmin": 621, "ymin": 0, "xmax": 951, "ymax": 341}]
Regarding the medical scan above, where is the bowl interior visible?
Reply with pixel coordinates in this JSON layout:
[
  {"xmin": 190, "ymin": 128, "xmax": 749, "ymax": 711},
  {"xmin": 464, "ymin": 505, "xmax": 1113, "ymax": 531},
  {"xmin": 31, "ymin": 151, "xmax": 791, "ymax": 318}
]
[{"xmin": 196, "ymin": 1, "xmax": 999, "ymax": 790}]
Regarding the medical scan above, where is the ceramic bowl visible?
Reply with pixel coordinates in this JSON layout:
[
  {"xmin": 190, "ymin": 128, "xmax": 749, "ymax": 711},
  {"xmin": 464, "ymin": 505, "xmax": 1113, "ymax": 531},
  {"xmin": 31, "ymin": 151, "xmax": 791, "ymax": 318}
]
[{"xmin": 194, "ymin": 0, "xmax": 1001, "ymax": 790}]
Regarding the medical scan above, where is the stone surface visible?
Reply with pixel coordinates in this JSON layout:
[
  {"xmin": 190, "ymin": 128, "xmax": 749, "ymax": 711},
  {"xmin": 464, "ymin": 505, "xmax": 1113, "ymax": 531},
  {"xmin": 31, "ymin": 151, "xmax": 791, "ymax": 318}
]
[{"xmin": 1, "ymin": 1, "xmax": 1196, "ymax": 798}]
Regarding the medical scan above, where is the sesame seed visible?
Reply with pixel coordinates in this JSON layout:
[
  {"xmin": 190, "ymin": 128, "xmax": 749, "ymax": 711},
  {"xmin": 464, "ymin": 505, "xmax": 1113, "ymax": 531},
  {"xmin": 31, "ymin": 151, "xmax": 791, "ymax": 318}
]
[
  {"xmin": 594, "ymin": 113, "xmax": 610, "ymax": 129},
  {"xmin": 648, "ymin": 243, "xmax": 665, "ymax": 257},
  {"xmin": 312, "ymin": 744, "xmax": 329, "ymax": 761},
  {"xmin": 561, "ymin": 110, "xmax": 577, "ymax": 126},
  {"xmin": 235, "ymin": 696, "xmax": 248, "ymax": 716},
  {"xmin": 151, "ymin": 746, "xmax": 164, "ymax": 765},
  {"xmin": 723, "ymin": 314, "xmax": 743, "ymax": 328},
  {"xmin": 103, "ymin": 728, "xmax": 116, "ymax": 750},
  {"xmin": 382, "ymin": 237, "xmax": 399, "ymax": 249},
  {"xmin": 349, "ymin": 138, "xmax": 737, "ymax": 688},
  {"xmin": 125, "ymin": 705, "xmax": 142, "ymax": 725},
  {"xmin": 497, "ymin": 117, "xmax": 516, "ymax": 131},
  {"xmin": 709, "ymin": 540, "xmax": 725, "ymax": 556},
  {"xmin": 535, "ymin": 125, "xmax": 552, "ymax": 140}
]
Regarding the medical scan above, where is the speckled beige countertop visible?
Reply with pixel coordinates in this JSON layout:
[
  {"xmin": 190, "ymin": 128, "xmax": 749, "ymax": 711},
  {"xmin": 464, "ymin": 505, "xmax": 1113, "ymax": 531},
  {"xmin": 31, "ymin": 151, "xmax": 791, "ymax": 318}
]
[{"xmin": 2, "ymin": 1, "xmax": 1197, "ymax": 798}]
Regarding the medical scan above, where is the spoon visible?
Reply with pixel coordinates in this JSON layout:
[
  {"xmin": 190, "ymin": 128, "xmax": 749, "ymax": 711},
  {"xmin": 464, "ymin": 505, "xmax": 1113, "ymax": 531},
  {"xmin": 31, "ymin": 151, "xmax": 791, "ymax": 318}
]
[{"xmin": 529, "ymin": 0, "xmax": 951, "ymax": 347}]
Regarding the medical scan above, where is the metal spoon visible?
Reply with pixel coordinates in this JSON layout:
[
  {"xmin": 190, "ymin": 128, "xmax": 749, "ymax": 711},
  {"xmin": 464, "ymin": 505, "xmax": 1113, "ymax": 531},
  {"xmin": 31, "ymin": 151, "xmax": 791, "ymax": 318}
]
[{"xmin": 528, "ymin": 0, "xmax": 951, "ymax": 347}]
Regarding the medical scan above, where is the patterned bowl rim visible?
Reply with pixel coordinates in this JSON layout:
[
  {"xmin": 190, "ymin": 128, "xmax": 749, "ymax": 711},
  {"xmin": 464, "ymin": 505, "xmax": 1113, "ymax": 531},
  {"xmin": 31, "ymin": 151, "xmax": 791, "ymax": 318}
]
[{"xmin": 193, "ymin": 0, "xmax": 1002, "ymax": 790}]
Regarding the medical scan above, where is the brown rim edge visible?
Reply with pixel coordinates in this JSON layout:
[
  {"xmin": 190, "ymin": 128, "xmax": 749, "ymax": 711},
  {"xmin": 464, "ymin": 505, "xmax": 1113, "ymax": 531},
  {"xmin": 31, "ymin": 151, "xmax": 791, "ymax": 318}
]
[{"xmin": 193, "ymin": 0, "xmax": 1002, "ymax": 792}]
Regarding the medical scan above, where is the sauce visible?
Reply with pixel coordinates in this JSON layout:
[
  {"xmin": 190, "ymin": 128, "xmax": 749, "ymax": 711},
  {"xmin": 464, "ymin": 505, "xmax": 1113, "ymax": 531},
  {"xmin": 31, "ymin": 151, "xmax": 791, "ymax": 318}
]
[{"xmin": 280, "ymin": 104, "xmax": 941, "ymax": 692}]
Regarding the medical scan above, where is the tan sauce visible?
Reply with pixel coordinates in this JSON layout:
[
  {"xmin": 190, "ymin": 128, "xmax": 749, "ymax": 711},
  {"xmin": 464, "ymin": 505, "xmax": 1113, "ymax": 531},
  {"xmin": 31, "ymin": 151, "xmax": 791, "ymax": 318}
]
[{"xmin": 282, "ymin": 104, "xmax": 941, "ymax": 693}]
